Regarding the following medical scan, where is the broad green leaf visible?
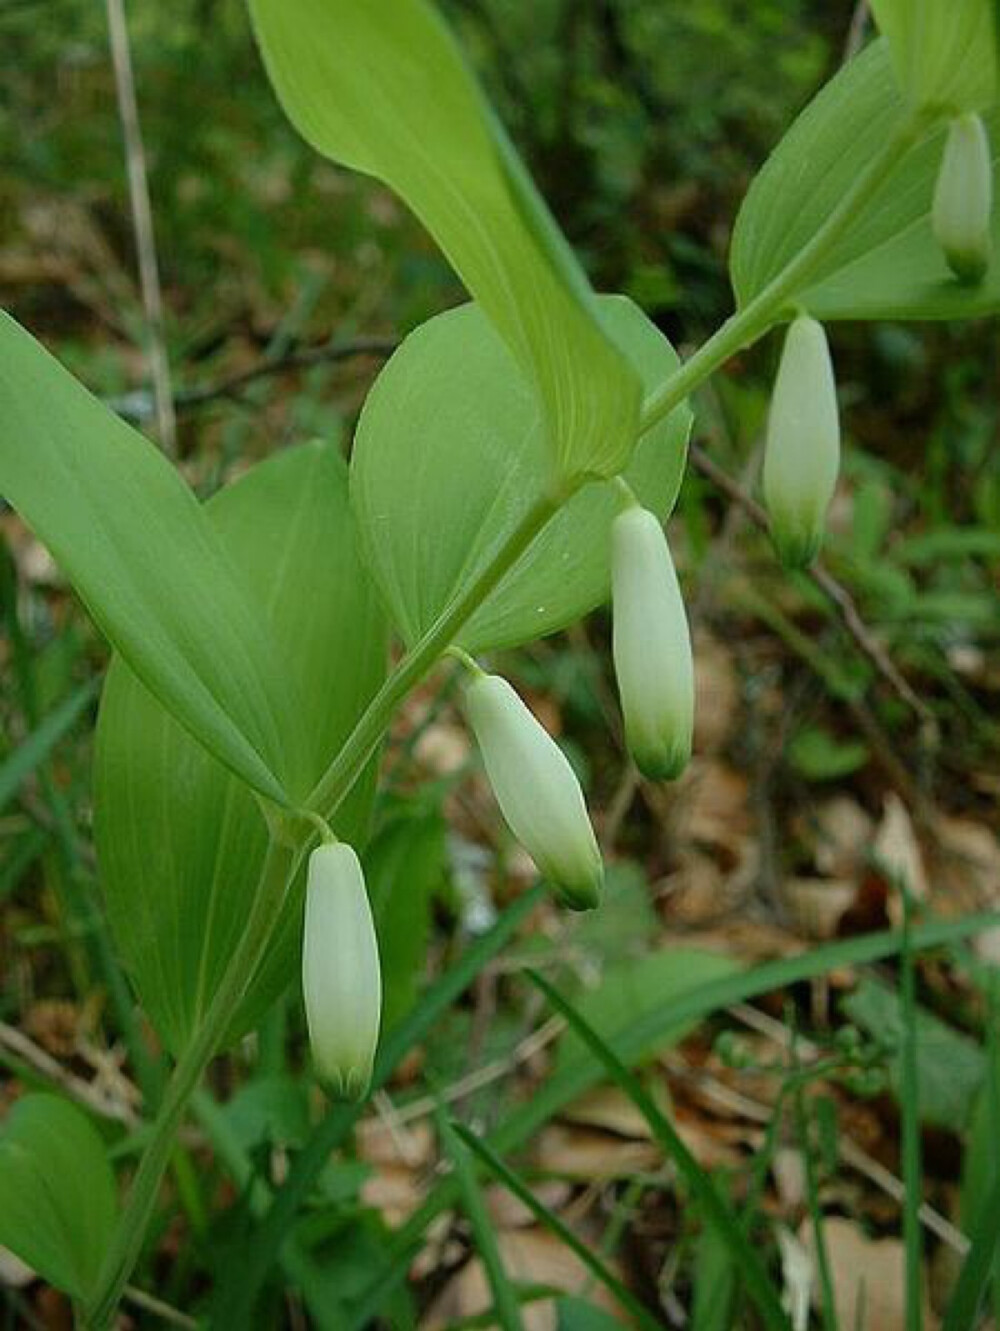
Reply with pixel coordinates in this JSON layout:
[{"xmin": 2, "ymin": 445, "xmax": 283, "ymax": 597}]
[
  {"xmin": 0, "ymin": 312, "xmax": 304, "ymax": 805},
  {"xmin": 364, "ymin": 805, "xmax": 447, "ymax": 1030},
  {"xmin": 731, "ymin": 40, "xmax": 1000, "ymax": 320},
  {"xmin": 351, "ymin": 296, "xmax": 691, "ymax": 653},
  {"xmin": 248, "ymin": 0, "xmax": 641, "ymax": 480},
  {"xmin": 843, "ymin": 975, "xmax": 985, "ymax": 1127},
  {"xmin": 870, "ymin": 0, "xmax": 996, "ymax": 112},
  {"xmin": 95, "ymin": 442, "xmax": 387, "ymax": 1055},
  {"xmin": 0, "ymin": 1094, "xmax": 117, "ymax": 1300}
]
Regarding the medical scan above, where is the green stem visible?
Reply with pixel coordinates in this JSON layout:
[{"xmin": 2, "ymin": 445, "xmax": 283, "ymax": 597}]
[
  {"xmin": 637, "ymin": 115, "xmax": 923, "ymax": 437},
  {"xmin": 82, "ymin": 838, "xmax": 300, "ymax": 1329},
  {"xmin": 900, "ymin": 886, "xmax": 924, "ymax": 1331},
  {"xmin": 305, "ymin": 494, "xmax": 560, "ymax": 822}
]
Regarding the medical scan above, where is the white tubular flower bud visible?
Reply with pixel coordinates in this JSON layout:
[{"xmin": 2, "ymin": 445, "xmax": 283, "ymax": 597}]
[
  {"xmin": 464, "ymin": 672, "xmax": 603, "ymax": 910},
  {"xmin": 932, "ymin": 113, "xmax": 993, "ymax": 285},
  {"xmin": 611, "ymin": 506, "xmax": 694, "ymax": 781},
  {"xmin": 763, "ymin": 315, "xmax": 840, "ymax": 570},
  {"xmin": 302, "ymin": 842, "xmax": 381, "ymax": 1100}
]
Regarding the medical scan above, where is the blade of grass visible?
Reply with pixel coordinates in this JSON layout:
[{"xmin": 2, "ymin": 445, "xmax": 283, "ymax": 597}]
[
  {"xmin": 438, "ymin": 1112, "xmax": 525, "ymax": 1331},
  {"xmin": 943, "ymin": 1163, "xmax": 1000, "ymax": 1331},
  {"xmin": 793, "ymin": 1085, "xmax": 837, "ymax": 1331},
  {"xmin": 0, "ymin": 677, "xmax": 99, "ymax": 814},
  {"xmin": 0, "ymin": 828, "xmax": 49, "ymax": 902},
  {"xmin": 453, "ymin": 1122, "xmax": 663, "ymax": 1331},
  {"xmin": 210, "ymin": 884, "xmax": 546, "ymax": 1326},
  {"xmin": 899, "ymin": 890, "xmax": 923, "ymax": 1331},
  {"xmin": 343, "ymin": 911, "xmax": 1000, "ymax": 1330},
  {"xmin": 524, "ymin": 969, "xmax": 790, "ymax": 1331},
  {"xmin": 943, "ymin": 977, "xmax": 1000, "ymax": 1331}
]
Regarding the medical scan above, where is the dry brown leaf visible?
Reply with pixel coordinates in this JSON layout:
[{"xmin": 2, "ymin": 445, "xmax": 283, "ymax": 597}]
[
  {"xmin": 561, "ymin": 1085, "xmax": 652, "ymax": 1139},
  {"xmin": 693, "ymin": 631, "xmax": 740, "ymax": 753},
  {"xmin": 421, "ymin": 1227, "xmax": 622, "ymax": 1331},
  {"xmin": 801, "ymin": 1217, "xmax": 936, "ymax": 1331},
  {"xmin": 810, "ymin": 796, "xmax": 875, "ymax": 879},
  {"xmin": 23, "ymin": 1000, "xmax": 81, "ymax": 1059},
  {"xmin": 533, "ymin": 1123, "xmax": 661, "ymax": 1180},
  {"xmin": 357, "ymin": 1116, "xmax": 433, "ymax": 1169},
  {"xmin": 874, "ymin": 794, "xmax": 929, "ymax": 916},
  {"xmin": 485, "ymin": 1180, "xmax": 571, "ymax": 1231},
  {"xmin": 361, "ymin": 1163, "xmax": 425, "ymax": 1227},
  {"xmin": 662, "ymin": 844, "xmax": 756, "ymax": 925},
  {"xmin": 781, "ymin": 877, "xmax": 859, "ymax": 940},
  {"xmin": 680, "ymin": 761, "xmax": 753, "ymax": 848},
  {"xmin": 934, "ymin": 817, "xmax": 1000, "ymax": 906}
]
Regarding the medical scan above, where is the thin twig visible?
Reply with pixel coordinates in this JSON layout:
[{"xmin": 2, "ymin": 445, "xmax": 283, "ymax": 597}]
[
  {"xmin": 105, "ymin": 0, "xmax": 177, "ymax": 455},
  {"xmin": 377, "ymin": 1015, "xmax": 565, "ymax": 1129},
  {"xmin": 0, "ymin": 1020, "xmax": 139, "ymax": 1126},
  {"xmin": 843, "ymin": 1, "xmax": 871, "ymax": 63},
  {"xmin": 689, "ymin": 441, "xmax": 933, "ymax": 723},
  {"xmin": 123, "ymin": 1284, "xmax": 198, "ymax": 1329},
  {"xmin": 106, "ymin": 337, "xmax": 397, "ymax": 423}
]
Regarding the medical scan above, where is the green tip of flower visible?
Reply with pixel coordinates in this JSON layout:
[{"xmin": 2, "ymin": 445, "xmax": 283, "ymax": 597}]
[
  {"xmin": 551, "ymin": 864, "xmax": 604, "ymax": 912},
  {"xmin": 633, "ymin": 742, "xmax": 691, "ymax": 783},
  {"xmin": 770, "ymin": 523, "xmax": 823, "ymax": 570},
  {"xmin": 944, "ymin": 243, "xmax": 991, "ymax": 286},
  {"xmin": 324, "ymin": 1064, "xmax": 373, "ymax": 1103}
]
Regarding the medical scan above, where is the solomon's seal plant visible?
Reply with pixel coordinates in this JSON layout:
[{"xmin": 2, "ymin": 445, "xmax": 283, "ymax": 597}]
[{"xmin": 0, "ymin": 0, "xmax": 999, "ymax": 1324}]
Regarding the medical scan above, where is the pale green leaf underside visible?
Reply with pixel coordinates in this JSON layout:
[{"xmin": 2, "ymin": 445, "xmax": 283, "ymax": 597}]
[
  {"xmin": 731, "ymin": 39, "xmax": 1000, "ymax": 320},
  {"xmin": 0, "ymin": 311, "xmax": 304, "ymax": 805},
  {"xmin": 350, "ymin": 296, "xmax": 692, "ymax": 654},
  {"xmin": 870, "ymin": 0, "xmax": 996, "ymax": 112},
  {"xmin": 95, "ymin": 443, "xmax": 387, "ymax": 1055},
  {"xmin": 0, "ymin": 1095, "xmax": 117, "ymax": 1300},
  {"xmin": 248, "ymin": 0, "xmax": 641, "ymax": 479}
]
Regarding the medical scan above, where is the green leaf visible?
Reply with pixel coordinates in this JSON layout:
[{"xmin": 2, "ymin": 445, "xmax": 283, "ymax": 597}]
[
  {"xmin": 557, "ymin": 948, "xmax": 739, "ymax": 1072},
  {"xmin": 0, "ymin": 313, "xmax": 305, "ymax": 805},
  {"xmin": 365, "ymin": 806, "xmax": 447, "ymax": 1030},
  {"xmin": 95, "ymin": 442, "xmax": 387, "ymax": 1054},
  {"xmin": 870, "ymin": 0, "xmax": 996, "ymax": 112},
  {"xmin": 842, "ymin": 975, "xmax": 985, "ymax": 1128},
  {"xmin": 731, "ymin": 40, "xmax": 1000, "ymax": 321},
  {"xmin": 438, "ymin": 1114, "xmax": 525, "ymax": 1331},
  {"xmin": 351, "ymin": 296, "xmax": 691, "ymax": 652},
  {"xmin": 0, "ymin": 1094, "xmax": 117, "ymax": 1300},
  {"xmin": 556, "ymin": 1301, "xmax": 629, "ymax": 1331},
  {"xmin": 787, "ymin": 727, "xmax": 870, "ymax": 782},
  {"xmin": 248, "ymin": 0, "xmax": 640, "ymax": 481}
]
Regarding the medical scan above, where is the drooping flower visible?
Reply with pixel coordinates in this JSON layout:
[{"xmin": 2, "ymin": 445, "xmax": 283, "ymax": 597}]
[
  {"xmin": 302, "ymin": 841, "xmax": 381, "ymax": 1100},
  {"xmin": 464, "ymin": 671, "xmax": 603, "ymax": 910},
  {"xmin": 932, "ymin": 112, "xmax": 993, "ymax": 285},
  {"xmin": 763, "ymin": 315, "xmax": 840, "ymax": 569},
  {"xmin": 611, "ymin": 504, "xmax": 693, "ymax": 781}
]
